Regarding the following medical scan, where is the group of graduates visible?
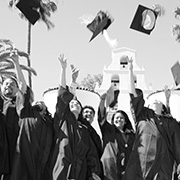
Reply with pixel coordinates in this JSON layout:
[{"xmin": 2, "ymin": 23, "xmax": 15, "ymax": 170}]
[{"xmin": 0, "ymin": 50, "xmax": 180, "ymax": 180}]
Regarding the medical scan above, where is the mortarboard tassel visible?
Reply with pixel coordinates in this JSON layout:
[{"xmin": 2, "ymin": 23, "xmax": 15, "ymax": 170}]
[{"xmin": 103, "ymin": 30, "xmax": 118, "ymax": 49}]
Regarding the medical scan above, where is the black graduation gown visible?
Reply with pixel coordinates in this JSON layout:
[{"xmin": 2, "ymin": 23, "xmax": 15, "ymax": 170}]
[
  {"xmin": 46, "ymin": 86, "xmax": 102, "ymax": 180},
  {"xmin": 1, "ymin": 93, "xmax": 22, "ymax": 180},
  {"xmin": 123, "ymin": 91, "xmax": 180, "ymax": 180},
  {"xmin": 0, "ymin": 109, "xmax": 9, "ymax": 176},
  {"xmin": 9, "ymin": 87, "xmax": 53, "ymax": 180},
  {"xmin": 98, "ymin": 106, "xmax": 135, "ymax": 180}
]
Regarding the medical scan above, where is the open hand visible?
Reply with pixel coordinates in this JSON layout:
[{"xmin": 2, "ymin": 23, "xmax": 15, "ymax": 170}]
[
  {"xmin": 127, "ymin": 56, "xmax": 133, "ymax": 71},
  {"xmin": 164, "ymin": 84, "xmax": 171, "ymax": 100},
  {"xmin": 70, "ymin": 64, "xmax": 79, "ymax": 83},
  {"xmin": 58, "ymin": 54, "xmax": 67, "ymax": 69}
]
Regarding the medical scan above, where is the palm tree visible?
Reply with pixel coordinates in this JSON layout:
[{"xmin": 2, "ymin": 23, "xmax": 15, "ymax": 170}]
[
  {"xmin": 172, "ymin": 7, "xmax": 180, "ymax": 42},
  {"xmin": 27, "ymin": 22, "xmax": 32, "ymax": 88},
  {"xmin": 0, "ymin": 39, "xmax": 37, "ymax": 84},
  {"xmin": 7, "ymin": 0, "xmax": 58, "ymax": 88}
]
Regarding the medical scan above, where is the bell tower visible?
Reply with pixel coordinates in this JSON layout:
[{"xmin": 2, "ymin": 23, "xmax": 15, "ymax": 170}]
[{"xmin": 95, "ymin": 47, "xmax": 153, "ymax": 126}]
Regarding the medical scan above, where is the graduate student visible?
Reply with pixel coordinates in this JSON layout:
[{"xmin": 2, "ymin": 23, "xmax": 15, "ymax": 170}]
[
  {"xmin": 123, "ymin": 57, "xmax": 180, "ymax": 180},
  {"xmin": 98, "ymin": 84, "xmax": 135, "ymax": 180},
  {"xmin": 46, "ymin": 54, "xmax": 102, "ymax": 180}
]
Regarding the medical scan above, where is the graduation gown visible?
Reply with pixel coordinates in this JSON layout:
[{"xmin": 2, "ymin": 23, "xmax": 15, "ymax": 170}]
[
  {"xmin": 0, "ymin": 91, "xmax": 23, "ymax": 180},
  {"xmin": 79, "ymin": 118, "xmax": 103, "ymax": 160},
  {"xmin": 98, "ymin": 109, "xmax": 135, "ymax": 180},
  {"xmin": 0, "ymin": 111, "xmax": 9, "ymax": 176},
  {"xmin": 9, "ymin": 87, "xmax": 53, "ymax": 180},
  {"xmin": 46, "ymin": 86, "xmax": 102, "ymax": 180},
  {"xmin": 122, "ymin": 91, "xmax": 180, "ymax": 180}
]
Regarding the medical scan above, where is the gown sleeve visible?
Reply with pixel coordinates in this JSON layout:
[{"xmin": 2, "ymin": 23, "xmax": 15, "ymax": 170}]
[
  {"xmin": 168, "ymin": 117, "xmax": 180, "ymax": 164},
  {"xmin": 11, "ymin": 87, "xmax": 53, "ymax": 180},
  {"xmin": 129, "ymin": 90, "xmax": 145, "ymax": 124}
]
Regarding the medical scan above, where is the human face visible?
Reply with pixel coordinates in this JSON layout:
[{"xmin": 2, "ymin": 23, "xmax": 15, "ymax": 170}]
[
  {"xmin": 82, "ymin": 108, "xmax": 95, "ymax": 124},
  {"xmin": 69, "ymin": 99, "xmax": 82, "ymax": 115},
  {"xmin": 149, "ymin": 100, "xmax": 163, "ymax": 115},
  {"xmin": 1, "ymin": 78, "xmax": 18, "ymax": 98},
  {"xmin": 113, "ymin": 112, "xmax": 126, "ymax": 129}
]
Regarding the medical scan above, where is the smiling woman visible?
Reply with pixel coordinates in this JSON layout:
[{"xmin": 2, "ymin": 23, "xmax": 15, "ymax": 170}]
[{"xmin": 43, "ymin": 86, "xmax": 102, "ymax": 137}]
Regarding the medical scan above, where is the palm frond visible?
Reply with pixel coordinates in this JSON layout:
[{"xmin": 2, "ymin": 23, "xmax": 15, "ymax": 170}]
[
  {"xmin": 0, "ymin": 50, "xmax": 12, "ymax": 61},
  {"xmin": 0, "ymin": 39, "xmax": 14, "ymax": 53},
  {"xmin": 0, "ymin": 39, "xmax": 37, "ymax": 79},
  {"xmin": 152, "ymin": 4, "xmax": 165, "ymax": 17},
  {"xmin": 174, "ymin": 7, "xmax": 180, "ymax": 20},
  {"xmin": 40, "ymin": 13, "xmax": 55, "ymax": 29},
  {"xmin": 172, "ymin": 24, "xmax": 180, "ymax": 42},
  {"xmin": 0, "ymin": 63, "xmax": 14, "ymax": 71},
  {"xmin": 16, "ymin": 49, "xmax": 29, "ymax": 58},
  {"xmin": 8, "ymin": 0, "xmax": 58, "ymax": 29},
  {"xmin": 39, "ymin": 0, "xmax": 57, "ymax": 29},
  {"xmin": 0, "ymin": 61, "xmax": 37, "ymax": 76},
  {"xmin": 0, "ymin": 71, "xmax": 16, "ymax": 79},
  {"xmin": 0, "ymin": 50, "xmax": 29, "ymax": 63},
  {"xmin": 0, "ymin": 39, "xmax": 14, "ymax": 47},
  {"xmin": 20, "ymin": 64, "xmax": 37, "ymax": 76},
  {"xmin": 0, "ymin": 55, "xmax": 37, "ymax": 77}
]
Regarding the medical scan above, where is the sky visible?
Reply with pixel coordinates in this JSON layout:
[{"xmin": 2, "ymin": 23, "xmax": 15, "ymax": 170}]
[{"xmin": 1, "ymin": 0, "xmax": 180, "ymax": 101}]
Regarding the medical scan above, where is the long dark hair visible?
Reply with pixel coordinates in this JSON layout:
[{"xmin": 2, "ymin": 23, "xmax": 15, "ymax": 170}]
[{"xmin": 111, "ymin": 110, "xmax": 133, "ymax": 132}]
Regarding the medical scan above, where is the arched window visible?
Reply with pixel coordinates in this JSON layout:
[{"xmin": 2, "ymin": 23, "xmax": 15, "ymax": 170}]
[{"xmin": 120, "ymin": 55, "xmax": 128, "ymax": 68}]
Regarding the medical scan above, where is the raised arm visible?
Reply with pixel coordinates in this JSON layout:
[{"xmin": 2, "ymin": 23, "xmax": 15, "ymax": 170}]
[
  {"xmin": 58, "ymin": 54, "xmax": 67, "ymax": 95},
  {"xmin": 164, "ymin": 85, "xmax": 171, "ymax": 114},
  {"xmin": 55, "ymin": 54, "xmax": 74, "ymax": 117},
  {"xmin": 98, "ymin": 92, "xmax": 107, "ymax": 126},
  {"xmin": 10, "ymin": 50, "xmax": 27, "ymax": 94},
  {"xmin": 128, "ymin": 57, "xmax": 137, "ymax": 97},
  {"xmin": 98, "ymin": 85, "xmax": 114, "ymax": 126}
]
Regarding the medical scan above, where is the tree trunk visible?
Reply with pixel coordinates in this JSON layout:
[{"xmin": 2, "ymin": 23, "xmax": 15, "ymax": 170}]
[{"xmin": 27, "ymin": 22, "xmax": 32, "ymax": 88}]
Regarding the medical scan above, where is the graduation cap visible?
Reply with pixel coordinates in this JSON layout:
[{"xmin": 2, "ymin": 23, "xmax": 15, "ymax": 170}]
[
  {"xmin": 130, "ymin": 4, "xmax": 158, "ymax": 35},
  {"xmin": 16, "ymin": 0, "xmax": 41, "ymax": 25},
  {"xmin": 87, "ymin": 11, "xmax": 113, "ymax": 42},
  {"xmin": 171, "ymin": 61, "xmax": 180, "ymax": 86}
]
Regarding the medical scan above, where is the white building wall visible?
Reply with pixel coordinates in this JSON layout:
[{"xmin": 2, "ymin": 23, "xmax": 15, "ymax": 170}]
[{"xmin": 95, "ymin": 47, "xmax": 153, "ymax": 129}]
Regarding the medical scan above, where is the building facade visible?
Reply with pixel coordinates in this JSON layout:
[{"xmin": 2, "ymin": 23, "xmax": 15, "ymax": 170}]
[{"xmin": 95, "ymin": 47, "xmax": 153, "ymax": 127}]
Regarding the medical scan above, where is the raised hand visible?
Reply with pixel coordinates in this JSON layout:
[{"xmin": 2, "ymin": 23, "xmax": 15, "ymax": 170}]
[
  {"xmin": 70, "ymin": 64, "xmax": 79, "ymax": 83},
  {"xmin": 127, "ymin": 56, "xmax": 133, "ymax": 71},
  {"xmin": 164, "ymin": 84, "xmax": 171, "ymax": 100},
  {"xmin": 58, "ymin": 54, "xmax": 67, "ymax": 70}
]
